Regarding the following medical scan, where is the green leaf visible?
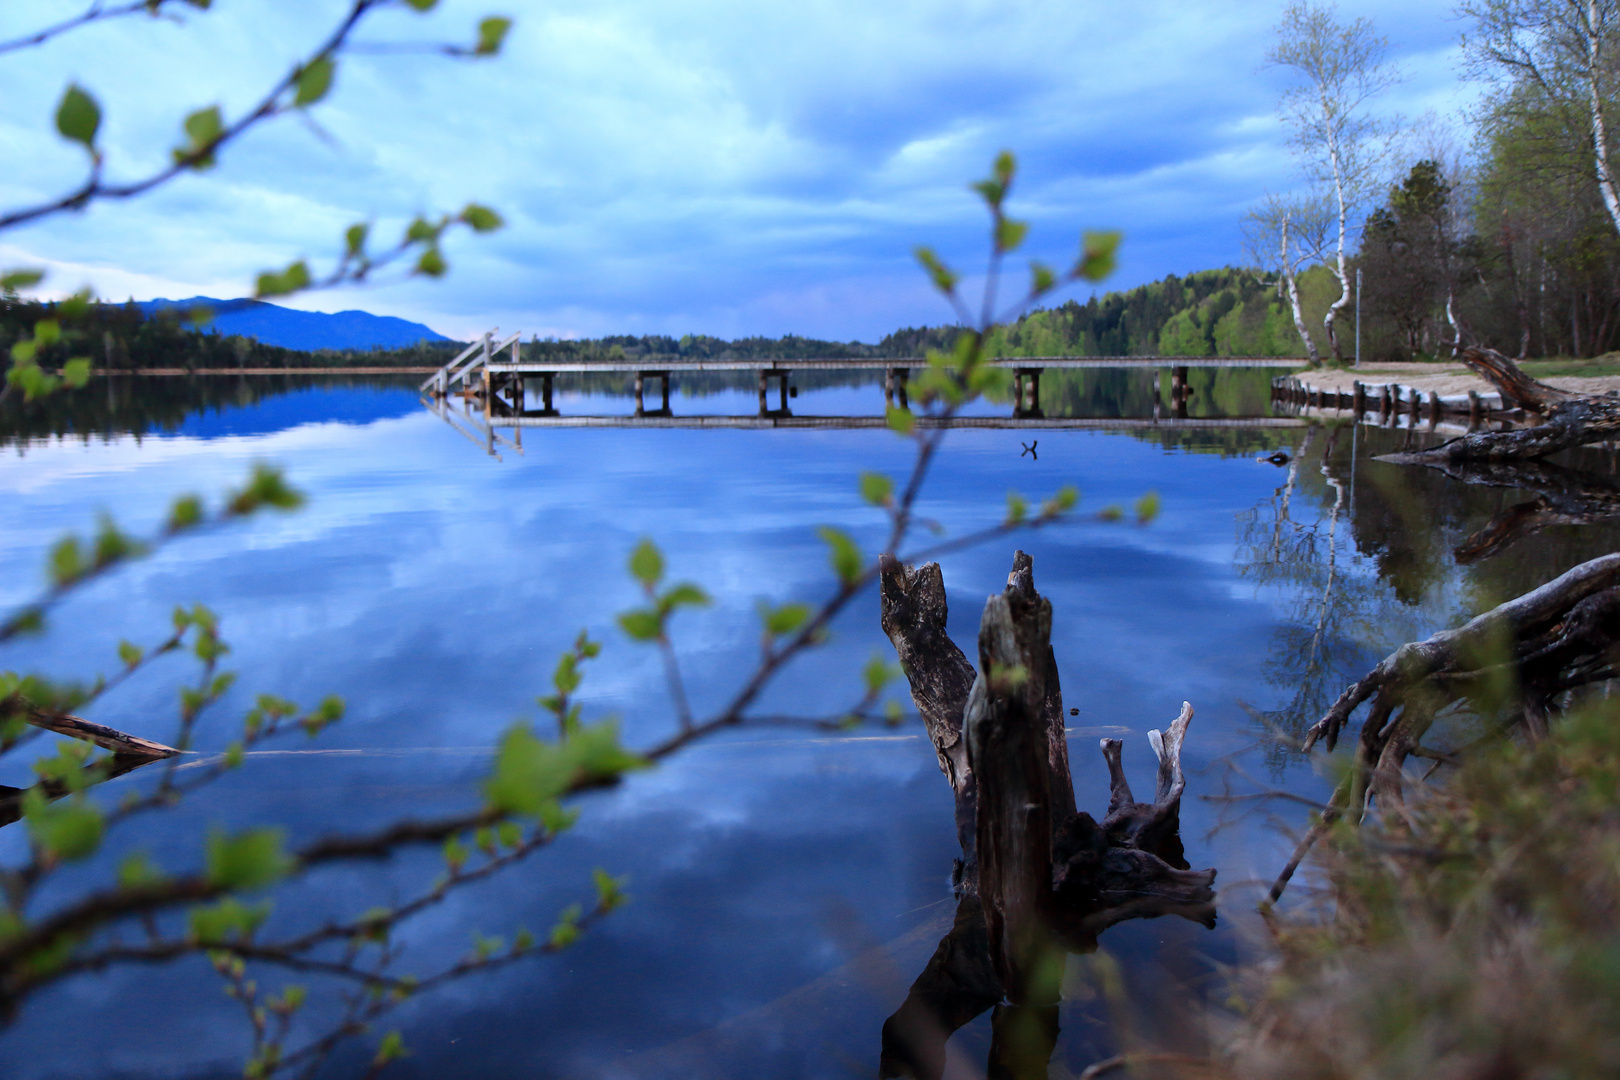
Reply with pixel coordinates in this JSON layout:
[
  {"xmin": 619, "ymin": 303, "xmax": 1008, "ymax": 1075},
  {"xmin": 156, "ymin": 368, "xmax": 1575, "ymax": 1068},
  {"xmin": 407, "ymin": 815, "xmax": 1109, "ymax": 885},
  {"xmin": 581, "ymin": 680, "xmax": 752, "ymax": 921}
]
[
  {"xmin": 182, "ymin": 106, "xmax": 223, "ymax": 154},
  {"xmin": 658, "ymin": 582, "xmax": 710, "ymax": 613},
  {"xmin": 416, "ymin": 246, "xmax": 447, "ymax": 277},
  {"xmin": 913, "ymin": 246, "xmax": 958, "ymax": 294},
  {"xmin": 863, "ymin": 653, "xmax": 898, "ymax": 695},
  {"xmin": 167, "ymin": 494, "xmax": 204, "ymax": 532},
  {"xmin": 760, "ymin": 601, "xmax": 812, "ymax": 637},
  {"xmin": 1041, "ymin": 485, "xmax": 1080, "ymax": 517},
  {"xmin": 118, "ymin": 852, "xmax": 162, "ymax": 889},
  {"xmin": 117, "ymin": 639, "xmax": 144, "ymax": 668},
  {"xmin": 206, "ymin": 828, "xmax": 292, "ymax": 891},
  {"xmin": 293, "ymin": 57, "xmax": 335, "ymax": 107},
  {"xmin": 1075, "ymin": 230, "xmax": 1121, "ymax": 282},
  {"xmin": 460, "ymin": 203, "xmax": 504, "ymax": 232},
  {"xmin": 373, "ymin": 1031, "xmax": 409, "ymax": 1067},
  {"xmin": 403, "ymin": 0, "xmax": 438, "ymax": 9},
  {"xmin": 549, "ymin": 903, "xmax": 582, "ymax": 948},
  {"xmin": 253, "ymin": 261, "xmax": 311, "ymax": 299},
  {"xmin": 24, "ymin": 791, "xmax": 104, "ymax": 861},
  {"xmin": 995, "ymin": 218, "xmax": 1028, "ymax": 253},
  {"xmin": 993, "ymin": 149, "xmax": 1015, "ymax": 187},
  {"xmin": 189, "ymin": 898, "xmax": 270, "ymax": 944},
  {"xmin": 628, "ymin": 538, "xmax": 664, "ymax": 588},
  {"xmin": 593, "ymin": 867, "xmax": 628, "ymax": 911},
  {"xmin": 885, "ymin": 406, "xmax": 915, "ymax": 436},
  {"xmin": 48, "ymin": 535, "xmax": 84, "ymax": 587},
  {"xmin": 484, "ymin": 724, "xmax": 570, "ymax": 818},
  {"xmin": 224, "ymin": 741, "xmax": 244, "ymax": 769},
  {"xmin": 226, "ymin": 464, "xmax": 304, "ymax": 515},
  {"xmin": 475, "ymin": 16, "xmax": 513, "ymax": 55},
  {"xmin": 617, "ymin": 608, "xmax": 662, "ymax": 642},
  {"xmin": 1030, "ymin": 261, "xmax": 1057, "ymax": 295},
  {"xmin": 859, "ymin": 472, "xmax": 893, "ymax": 507},
  {"xmin": 443, "ymin": 835, "xmax": 469, "ymax": 873},
  {"xmin": 33, "ymin": 320, "xmax": 61, "ymax": 347},
  {"xmin": 1, "ymin": 270, "xmax": 44, "ymax": 292},
  {"xmin": 61, "ymin": 358, "xmax": 91, "ymax": 389},
  {"xmin": 344, "ymin": 223, "xmax": 368, "ymax": 257},
  {"xmin": 1135, "ymin": 490, "xmax": 1161, "ymax": 524},
  {"xmin": 1006, "ymin": 491, "xmax": 1027, "ymax": 525},
  {"xmin": 817, "ymin": 527, "xmax": 863, "ymax": 586},
  {"xmin": 55, "ymin": 84, "xmax": 101, "ymax": 149}
]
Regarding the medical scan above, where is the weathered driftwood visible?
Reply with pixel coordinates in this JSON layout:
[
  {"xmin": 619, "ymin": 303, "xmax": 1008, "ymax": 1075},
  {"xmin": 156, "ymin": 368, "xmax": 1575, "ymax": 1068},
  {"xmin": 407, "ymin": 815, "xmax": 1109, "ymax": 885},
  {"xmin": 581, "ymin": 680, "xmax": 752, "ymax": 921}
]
[
  {"xmin": 879, "ymin": 554, "xmax": 980, "ymax": 879},
  {"xmin": 1301, "ymin": 552, "xmax": 1620, "ymax": 810},
  {"xmin": 879, "ymin": 553, "xmax": 1216, "ymax": 1007},
  {"xmin": 1380, "ymin": 347, "xmax": 1620, "ymax": 463},
  {"xmin": 1413, "ymin": 459, "xmax": 1620, "ymax": 563},
  {"xmin": 967, "ymin": 570, "xmax": 1061, "ymax": 1005},
  {"xmin": 23, "ymin": 707, "xmax": 178, "ymax": 758}
]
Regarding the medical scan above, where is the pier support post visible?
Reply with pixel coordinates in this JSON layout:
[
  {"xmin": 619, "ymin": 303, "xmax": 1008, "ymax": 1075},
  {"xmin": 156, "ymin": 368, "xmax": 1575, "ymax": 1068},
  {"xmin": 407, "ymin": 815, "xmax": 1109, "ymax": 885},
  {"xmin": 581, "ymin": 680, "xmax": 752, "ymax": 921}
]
[
  {"xmin": 1172, "ymin": 365, "xmax": 1189, "ymax": 419},
  {"xmin": 542, "ymin": 373, "xmax": 554, "ymax": 414},
  {"xmin": 1468, "ymin": 390, "xmax": 1483, "ymax": 429},
  {"xmin": 1013, "ymin": 368, "xmax": 1044, "ymax": 418},
  {"xmin": 1429, "ymin": 391, "xmax": 1442, "ymax": 429},
  {"xmin": 634, "ymin": 372, "xmax": 645, "ymax": 416},
  {"xmin": 1353, "ymin": 381, "xmax": 1365, "ymax": 417},
  {"xmin": 895, "ymin": 368, "xmax": 908, "ymax": 410},
  {"xmin": 779, "ymin": 369, "xmax": 790, "ymax": 413},
  {"xmin": 758, "ymin": 370, "xmax": 768, "ymax": 415}
]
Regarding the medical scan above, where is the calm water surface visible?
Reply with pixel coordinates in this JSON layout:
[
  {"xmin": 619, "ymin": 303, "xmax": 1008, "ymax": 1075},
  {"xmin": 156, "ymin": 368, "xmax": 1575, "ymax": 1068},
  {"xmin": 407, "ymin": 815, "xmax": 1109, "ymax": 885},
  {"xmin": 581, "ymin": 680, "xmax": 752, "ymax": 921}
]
[{"xmin": 0, "ymin": 371, "xmax": 1613, "ymax": 1079}]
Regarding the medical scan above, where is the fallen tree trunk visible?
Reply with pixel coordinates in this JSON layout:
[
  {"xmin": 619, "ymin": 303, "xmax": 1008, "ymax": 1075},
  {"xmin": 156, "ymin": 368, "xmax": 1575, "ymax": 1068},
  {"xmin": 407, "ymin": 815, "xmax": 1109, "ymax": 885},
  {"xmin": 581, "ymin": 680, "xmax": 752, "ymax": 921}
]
[
  {"xmin": 1301, "ymin": 552, "xmax": 1620, "ymax": 814},
  {"xmin": 1380, "ymin": 347, "xmax": 1620, "ymax": 463}
]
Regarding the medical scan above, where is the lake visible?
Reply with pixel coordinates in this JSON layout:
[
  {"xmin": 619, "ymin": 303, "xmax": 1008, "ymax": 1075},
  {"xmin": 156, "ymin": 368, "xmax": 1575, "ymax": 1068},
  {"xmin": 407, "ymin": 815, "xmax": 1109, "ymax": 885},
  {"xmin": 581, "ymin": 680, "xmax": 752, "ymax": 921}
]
[{"xmin": 0, "ymin": 369, "xmax": 1612, "ymax": 1079}]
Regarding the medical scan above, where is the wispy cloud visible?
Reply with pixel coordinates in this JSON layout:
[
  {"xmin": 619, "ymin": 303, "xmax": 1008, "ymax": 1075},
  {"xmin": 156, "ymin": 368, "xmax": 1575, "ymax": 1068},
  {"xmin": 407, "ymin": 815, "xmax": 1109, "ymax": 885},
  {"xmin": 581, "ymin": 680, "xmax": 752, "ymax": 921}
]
[{"xmin": 0, "ymin": 0, "xmax": 1480, "ymax": 340}]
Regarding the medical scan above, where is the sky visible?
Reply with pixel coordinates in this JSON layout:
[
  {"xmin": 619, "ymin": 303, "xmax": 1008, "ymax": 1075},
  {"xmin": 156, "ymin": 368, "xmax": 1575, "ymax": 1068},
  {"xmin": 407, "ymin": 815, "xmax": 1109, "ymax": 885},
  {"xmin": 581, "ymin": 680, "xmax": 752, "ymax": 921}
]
[{"xmin": 0, "ymin": 0, "xmax": 1482, "ymax": 343}]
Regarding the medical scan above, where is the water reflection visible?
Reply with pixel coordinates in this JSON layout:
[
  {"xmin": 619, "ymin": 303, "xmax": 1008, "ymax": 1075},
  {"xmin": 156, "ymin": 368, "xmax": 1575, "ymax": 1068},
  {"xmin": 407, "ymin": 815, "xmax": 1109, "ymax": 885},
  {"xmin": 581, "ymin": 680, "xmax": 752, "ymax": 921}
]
[{"xmin": 12, "ymin": 373, "xmax": 1615, "ymax": 1078}]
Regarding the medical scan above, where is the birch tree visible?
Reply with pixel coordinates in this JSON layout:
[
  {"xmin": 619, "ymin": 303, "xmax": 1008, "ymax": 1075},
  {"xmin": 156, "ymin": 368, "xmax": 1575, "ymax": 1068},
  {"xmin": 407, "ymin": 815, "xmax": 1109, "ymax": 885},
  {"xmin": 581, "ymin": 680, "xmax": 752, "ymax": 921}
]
[
  {"xmin": 1459, "ymin": 0, "xmax": 1620, "ymax": 235},
  {"xmin": 1268, "ymin": 3, "xmax": 1402, "ymax": 362},
  {"xmin": 1243, "ymin": 193, "xmax": 1333, "ymax": 365}
]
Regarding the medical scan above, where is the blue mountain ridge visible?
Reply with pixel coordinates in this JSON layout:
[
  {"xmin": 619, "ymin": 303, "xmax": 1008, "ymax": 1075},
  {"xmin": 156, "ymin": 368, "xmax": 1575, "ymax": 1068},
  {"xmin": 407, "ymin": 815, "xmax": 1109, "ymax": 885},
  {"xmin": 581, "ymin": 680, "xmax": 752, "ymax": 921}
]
[{"xmin": 137, "ymin": 297, "xmax": 450, "ymax": 351}]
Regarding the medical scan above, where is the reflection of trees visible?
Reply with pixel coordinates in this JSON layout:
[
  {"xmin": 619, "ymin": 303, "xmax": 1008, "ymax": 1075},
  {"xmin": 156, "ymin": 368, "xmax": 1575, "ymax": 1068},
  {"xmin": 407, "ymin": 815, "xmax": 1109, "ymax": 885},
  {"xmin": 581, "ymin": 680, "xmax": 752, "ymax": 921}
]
[
  {"xmin": 1236, "ymin": 427, "xmax": 1423, "ymax": 763},
  {"xmin": 1234, "ymin": 423, "xmax": 1620, "ymax": 767}
]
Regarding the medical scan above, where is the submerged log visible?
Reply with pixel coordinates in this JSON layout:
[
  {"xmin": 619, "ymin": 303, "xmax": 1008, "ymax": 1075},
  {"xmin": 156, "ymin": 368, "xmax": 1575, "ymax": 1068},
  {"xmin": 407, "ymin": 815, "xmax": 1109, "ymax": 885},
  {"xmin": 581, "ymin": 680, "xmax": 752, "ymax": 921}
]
[{"xmin": 1380, "ymin": 347, "xmax": 1620, "ymax": 463}]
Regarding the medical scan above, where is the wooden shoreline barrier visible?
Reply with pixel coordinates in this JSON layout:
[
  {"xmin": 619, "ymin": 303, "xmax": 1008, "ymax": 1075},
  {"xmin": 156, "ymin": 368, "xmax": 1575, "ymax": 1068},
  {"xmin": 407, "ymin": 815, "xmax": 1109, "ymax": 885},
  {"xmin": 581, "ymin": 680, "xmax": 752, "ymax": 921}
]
[{"xmin": 1268, "ymin": 371, "xmax": 1532, "ymax": 435}]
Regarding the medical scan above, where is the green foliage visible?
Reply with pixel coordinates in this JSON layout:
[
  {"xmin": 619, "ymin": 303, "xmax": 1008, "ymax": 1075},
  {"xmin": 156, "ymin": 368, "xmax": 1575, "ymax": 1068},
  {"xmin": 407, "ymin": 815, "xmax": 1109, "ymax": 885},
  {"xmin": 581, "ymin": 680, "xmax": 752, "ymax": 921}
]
[
  {"xmin": 758, "ymin": 601, "xmax": 812, "ymax": 637},
  {"xmin": 24, "ymin": 789, "xmax": 104, "ymax": 861},
  {"xmin": 859, "ymin": 472, "xmax": 894, "ymax": 507},
  {"xmin": 629, "ymin": 539, "xmax": 664, "ymax": 588},
  {"xmin": 817, "ymin": 527, "xmax": 863, "ymax": 586},
  {"xmin": 189, "ymin": 898, "xmax": 271, "ymax": 944},
  {"xmin": 206, "ymin": 829, "xmax": 292, "ymax": 891},
  {"xmin": 484, "ymin": 721, "xmax": 645, "ymax": 819},
  {"xmin": 54, "ymin": 84, "xmax": 101, "ymax": 151},
  {"xmin": 292, "ymin": 57, "xmax": 335, "ymax": 108}
]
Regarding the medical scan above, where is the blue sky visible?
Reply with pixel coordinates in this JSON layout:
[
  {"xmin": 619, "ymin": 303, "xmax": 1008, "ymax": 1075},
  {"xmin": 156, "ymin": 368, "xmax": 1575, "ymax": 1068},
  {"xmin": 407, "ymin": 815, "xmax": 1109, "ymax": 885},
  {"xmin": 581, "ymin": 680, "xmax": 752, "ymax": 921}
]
[{"xmin": 0, "ymin": 0, "xmax": 1479, "ymax": 342}]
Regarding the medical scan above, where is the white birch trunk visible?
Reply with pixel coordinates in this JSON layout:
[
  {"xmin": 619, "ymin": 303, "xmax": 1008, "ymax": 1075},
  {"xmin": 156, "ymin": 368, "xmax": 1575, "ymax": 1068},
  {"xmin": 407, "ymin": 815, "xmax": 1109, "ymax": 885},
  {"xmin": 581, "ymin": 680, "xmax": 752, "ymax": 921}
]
[
  {"xmin": 1322, "ymin": 141, "xmax": 1351, "ymax": 362},
  {"xmin": 1588, "ymin": 0, "xmax": 1620, "ymax": 233},
  {"xmin": 1281, "ymin": 214, "xmax": 1321, "ymax": 366}
]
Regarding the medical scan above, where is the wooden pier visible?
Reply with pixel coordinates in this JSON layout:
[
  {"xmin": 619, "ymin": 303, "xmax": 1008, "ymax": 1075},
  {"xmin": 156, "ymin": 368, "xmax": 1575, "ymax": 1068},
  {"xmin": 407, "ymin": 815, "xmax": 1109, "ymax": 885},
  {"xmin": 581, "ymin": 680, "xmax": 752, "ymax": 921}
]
[{"xmin": 420, "ymin": 329, "xmax": 1307, "ymax": 421}]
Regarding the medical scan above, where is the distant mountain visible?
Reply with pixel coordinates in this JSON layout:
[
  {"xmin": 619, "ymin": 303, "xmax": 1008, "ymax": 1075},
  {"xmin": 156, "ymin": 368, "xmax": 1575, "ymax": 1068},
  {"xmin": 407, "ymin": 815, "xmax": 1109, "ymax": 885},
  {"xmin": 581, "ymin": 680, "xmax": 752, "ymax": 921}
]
[{"xmin": 137, "ymin": 297, "xmax": 450, "ymax": 351}]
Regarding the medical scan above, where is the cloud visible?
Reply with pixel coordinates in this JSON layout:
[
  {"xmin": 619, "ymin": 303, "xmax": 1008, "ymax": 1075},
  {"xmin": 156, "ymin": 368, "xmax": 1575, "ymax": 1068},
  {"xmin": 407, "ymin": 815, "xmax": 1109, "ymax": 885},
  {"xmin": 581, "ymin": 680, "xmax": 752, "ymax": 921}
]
[{"xmin": 0, "ymin": 0, "xmax": 1481, "ymax": 341}]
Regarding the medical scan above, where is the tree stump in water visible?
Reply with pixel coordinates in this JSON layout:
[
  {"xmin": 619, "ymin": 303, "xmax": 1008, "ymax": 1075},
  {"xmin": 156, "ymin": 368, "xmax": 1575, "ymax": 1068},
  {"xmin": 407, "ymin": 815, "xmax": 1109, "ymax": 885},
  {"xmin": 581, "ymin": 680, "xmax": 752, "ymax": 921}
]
[{"xmin": 878, "ymin": 551, "xmax": 1217, "ymax": 1077}]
